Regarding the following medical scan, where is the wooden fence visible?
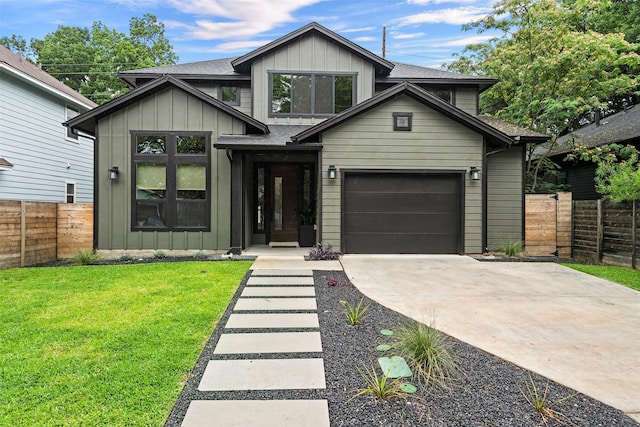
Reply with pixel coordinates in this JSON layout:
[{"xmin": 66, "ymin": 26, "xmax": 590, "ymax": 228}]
[
  {"xmin": 573, "ymin": 200, "xmax": 638, "ymax": 269},
  {"xmin": 0, "ymin": 201, "xmax": 93, "ymax": 269},
  {"xmin": 525, "ymin": 192, "xmax": 572, "ymax": 258}
]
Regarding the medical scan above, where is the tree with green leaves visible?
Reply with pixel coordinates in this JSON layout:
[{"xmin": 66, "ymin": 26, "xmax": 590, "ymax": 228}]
[
  {"xmin": 1, "ymin": 14, "xmax": 177, "ymax": 104},
  {"xmin": 448, "ymin": 0, "xmax": 640, "ymax": 192},
  {"xmin": 566, "ymin": 143, "xmax": 640, "ymax": 201}
]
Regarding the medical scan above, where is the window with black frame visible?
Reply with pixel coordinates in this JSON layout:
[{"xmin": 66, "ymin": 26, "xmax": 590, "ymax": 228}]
[
  {"xmin": 270, "ymin": 72, "xmax": 355, "ymax": 116},
  {"xmin": 132, "ymin": 132, "xmax": 211, "ymax": 231}
]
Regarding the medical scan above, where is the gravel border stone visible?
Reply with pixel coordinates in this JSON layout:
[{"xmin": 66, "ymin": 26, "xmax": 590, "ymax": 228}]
[{"xmin": 164, "ymin": 269, "xmax": 638, "ymax": 427}]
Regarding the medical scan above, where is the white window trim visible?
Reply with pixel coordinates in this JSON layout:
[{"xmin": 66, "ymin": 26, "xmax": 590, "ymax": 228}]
[
  {"xmin": 65, "ymin": 181, "xmax": 76, "ymax": 203},
  {"xmin": 65, "ymin": 104, "xmax": 80, "ymax": 142}
]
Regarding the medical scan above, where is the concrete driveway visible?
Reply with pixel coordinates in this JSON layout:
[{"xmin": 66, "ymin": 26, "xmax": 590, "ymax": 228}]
[{"xmin": 340, "ymin": 255, "xmax": 640, "ymax": 423}]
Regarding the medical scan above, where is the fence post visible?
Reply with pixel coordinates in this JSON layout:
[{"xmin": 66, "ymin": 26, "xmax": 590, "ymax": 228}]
[
  {"xmin": 20, "ymin": 201, "xmax": 26, "ymax": 267},
  {"xmin": 596, "ymin": 199, "xmax": 603, "ymax": 263}
]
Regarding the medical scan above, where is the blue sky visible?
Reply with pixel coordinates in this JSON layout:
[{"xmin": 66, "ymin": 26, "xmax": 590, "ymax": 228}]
[{"xmin": 0, "ymin": 0, "xmax": 498, "ymax": 68}]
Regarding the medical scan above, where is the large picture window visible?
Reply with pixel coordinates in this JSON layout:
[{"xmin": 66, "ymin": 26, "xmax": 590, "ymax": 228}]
[
  {"xmin": 132, "ymin": 131, "xmax": 211, "ymax": 231},
  {"xmin": 270, "ymin": 72, "xmax": 355, "ymax": 116}
]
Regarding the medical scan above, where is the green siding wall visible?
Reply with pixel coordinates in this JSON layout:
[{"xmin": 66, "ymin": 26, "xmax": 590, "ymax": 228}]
[
  {"xmin": 321, "ymin": 95, "xmax": 485, "ymax": 253},
  {"xmin": 455, "ymin": 87, "xmax": 478, "ymax": 116},
  {"xmin": 96, "ymin": 87, "xmax": 244, "ymax": 251},
  {"xmin": 251, "ymin": 33, "xmax": 375, "ymax": 125},
  {"xmin": 486, "ymin": 147, "xmax": 524, "ymax": 250}
]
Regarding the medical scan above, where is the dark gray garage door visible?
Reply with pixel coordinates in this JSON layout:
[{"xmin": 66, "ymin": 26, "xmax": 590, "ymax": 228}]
[{"xmin": 343, "ymin": 172, "xmax": 462, "ymax": 254}]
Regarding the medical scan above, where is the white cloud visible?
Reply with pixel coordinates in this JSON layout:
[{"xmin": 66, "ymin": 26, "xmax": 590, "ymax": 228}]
[
  {"xmin": 340, "ymin": 26, "xmax": 376, "ymax": 33},
  {"xmin": 408, "ymin": 0, "xmax": 476, "ymax": 4},
  {"xmin": 395, "ymin": 6, "xmax": 491, "ymax": 26},
  {"xmin": 354, "ymin": 36, "xmax": 376, "ymax": 42},
  {"xmin": 434, "ymin": 34, "xmax": 493, "ymax": 47},
  {"xmin": 393, "ymin": 32, "xmax": 425, "ymax": 39},
  {"xmin": 209, "ymin": 40, "xmax": 272, "ymax": 52},
  {"xmin": 166, "ymin": 0, "xmax": 322, "ymax": 40}
]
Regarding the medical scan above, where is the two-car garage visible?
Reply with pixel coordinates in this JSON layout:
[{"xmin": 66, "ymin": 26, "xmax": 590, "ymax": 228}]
[{"xmin": 342, "ymin": 171, "xmax": 464, "ymax": 254}]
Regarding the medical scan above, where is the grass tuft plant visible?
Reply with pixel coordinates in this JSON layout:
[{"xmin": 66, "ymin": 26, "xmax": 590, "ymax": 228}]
[
  {"xmin": 495, "ymin": 239, "xmax": 523, "ymax": 257},
  {"xmin": 349, "ymin": 364, "xmax": 407, "ymax": 401},
  {"xmin": 519, "ymin": 372, "xmax": 577, "ymax": 426},
  {"xmin": 340, "ymin": 297, "xmax": 370, "ymax": 326},
  {"xmin": 392, "ymin": 319, "xmax": 461, "ymax": 390},
  {"xmin": 73, "ymin": 250, "xmax": 101, "ymax": 265}
]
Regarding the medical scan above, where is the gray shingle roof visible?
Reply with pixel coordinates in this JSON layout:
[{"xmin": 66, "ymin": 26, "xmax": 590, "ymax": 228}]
[
  {"xmin": 216, "ymin": 125, "xmax": 313, "ymax": 148},
  {"xmin": 120, "ymin": 57, "xmax": 239, "ymax": 76},
  {"xmin": 552, "ymin": 105, "xmax": 640, "ymax": 156},
  {"xmin": 477, "ymin": 115, "xmax": 549, "ymax": 141},
  {"xmin": 0, "ymin": 45, "xmax": 97, "ymax": 107}
]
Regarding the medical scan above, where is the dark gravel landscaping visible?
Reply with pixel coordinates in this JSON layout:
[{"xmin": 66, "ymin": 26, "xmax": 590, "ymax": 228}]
[{"xmin": 165, "ymin": 268, "xmax": 638, "ymax": 427}]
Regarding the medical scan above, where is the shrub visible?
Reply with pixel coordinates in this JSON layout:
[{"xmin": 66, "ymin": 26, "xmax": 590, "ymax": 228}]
[
  {"xmin": 340, "ymin": 297, "xmax": 370, "ymax": 326},
  {"xmin": 193, "ymin": 250, "xmax": 207, "ymax": 260},
  {"xmin": 152, "ymin": 250, "xmax": 167, "ymax": 259},
  {"xmin": 392, "ymin": 319, "xmax": 461, "ymax": 390},
  {"xmin": 326, "ymin": 275, "xmax": 347, "ymax": 287},
  {"xmin": 308, "ymin": 243, "xmax": 342, "ymax": 260},
  {"xmin": 118, "ymin": 253, "xmax": 133, "ymax": 262},
  {"xmin": 73, "ymin": 250, "xmax": 101, "ymax": 265}
]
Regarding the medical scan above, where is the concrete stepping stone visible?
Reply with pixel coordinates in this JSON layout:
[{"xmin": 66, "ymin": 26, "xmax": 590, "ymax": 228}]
[
  {"xmin": 198, "ymin": 358, "xmax": 326, "ymax": 391},
  {"xmin": 234, "ymin": 297, "xmax": 317, "ymax": 311},
  {"xmin": 250, "ymin": 269, "xmax": 313, "ymax": 276},
  {"xmin": 247, "ymin": 276, "xmax": 314, "ymax": 286},
  {"xmin": 182, "ymin": 400, "xmax": 330, "ymax": 427},
  {"xmin": 214, "ymin": 332, "xmax": 322, "ymax": 354},
  {"xmin": 226, "ymin": 313, "xmax": 319, "ymax": 329},
  {"xmin": 240, "ymin": 286, "xmax": 315, "ymax": 297}
]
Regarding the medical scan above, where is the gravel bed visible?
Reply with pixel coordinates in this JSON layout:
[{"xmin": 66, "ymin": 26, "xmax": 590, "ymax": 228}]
[{"xmin": 164, "ymin": 269, "xmax": 638, "ymax": 427}]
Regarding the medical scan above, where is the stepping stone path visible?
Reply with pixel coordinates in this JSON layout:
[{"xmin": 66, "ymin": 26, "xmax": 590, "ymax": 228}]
[{"xmin": 181, "ymin": 269, "xmax": 330, "ymax": 427}]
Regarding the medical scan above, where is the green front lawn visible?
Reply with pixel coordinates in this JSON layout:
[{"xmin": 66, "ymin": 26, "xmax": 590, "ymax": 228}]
[
  {"xmin": 562, "ymin": 263, "xmax": 640, "ymax": 291},
  {"xmin": 0, "ymin": 261, "xmax": 251, "ymax": 426}
]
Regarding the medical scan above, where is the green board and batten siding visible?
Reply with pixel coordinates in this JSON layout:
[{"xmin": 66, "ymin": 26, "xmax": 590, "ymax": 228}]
[
  {"xmin": 251, "ymin": 33, "xmax": 375, "ymax": 125},
  {"xmin": 486, "ymin": 148, "xmax": 524, "ymax": 250},
  {"xmin": 321, "ymin": 94, "xmax": 485, "ymax": 253},
  {"xmin": 97, "ymin": 87, "xmax": 243, "ymax": 251}
]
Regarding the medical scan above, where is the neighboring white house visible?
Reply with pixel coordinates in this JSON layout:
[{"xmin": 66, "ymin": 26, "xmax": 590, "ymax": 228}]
[{"xmin": 0, "ymin": 45, "xmax": 97, "ymax": 203}]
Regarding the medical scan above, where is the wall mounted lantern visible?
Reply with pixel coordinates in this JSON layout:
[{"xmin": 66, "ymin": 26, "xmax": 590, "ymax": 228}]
[
  {"xmin": 328, "ymin": 165, "xmax": 337, "ymax": 180},
  {"xmin": 470, "ymin": 166, "xmax": 480, "ymax": 181},
  {"xmin": 108, "ymin": 166, "xmax": 119, "ymax": 181}
]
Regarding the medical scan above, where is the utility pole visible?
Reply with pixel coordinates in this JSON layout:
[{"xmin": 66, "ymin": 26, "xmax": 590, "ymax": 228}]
[{"xmin": 382, "ymin": 26, "xmax": 386, "ymax": 59}]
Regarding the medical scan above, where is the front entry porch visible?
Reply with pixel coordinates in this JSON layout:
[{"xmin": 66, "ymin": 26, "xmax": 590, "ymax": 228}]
[{"xmin": 228, "ymin": 151, "xmax": 319, "ymax": 254}]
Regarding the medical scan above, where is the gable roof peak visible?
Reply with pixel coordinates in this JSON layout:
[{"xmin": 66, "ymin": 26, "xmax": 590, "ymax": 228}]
[{"xmin": 231, "ymin": 22, "xmax": 395, "ymax": 76}]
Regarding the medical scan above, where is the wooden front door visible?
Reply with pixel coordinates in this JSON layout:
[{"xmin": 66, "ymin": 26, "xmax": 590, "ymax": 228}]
[{"xmin": 270, "ymin": 164, "xmax": 299, "ymax": 242}]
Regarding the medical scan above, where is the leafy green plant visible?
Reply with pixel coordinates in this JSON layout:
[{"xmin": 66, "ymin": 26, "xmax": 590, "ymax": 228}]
[
  {"xmin": 73, "ymin": 250, "xmax": 101, "ymax": 265},
  {"xmin": 349, "ymin": 364, "xmax": 407, "ymax": 401},
  {"xmin": 519, "ymin": 372, "xmax": 577, "ymax": 426},
  {"xmin": 496, "ymin": 239, "xmax": 523, "ymax": 257},
  {"xmin": 392, "ymin": 319, "xmax": 461, "ymax": 390},
  {"xmin": 193, "ymin": 250, "xmax": 207, "ymax": 260},
  {"xmin": 152, "ymin": 250, "xmax": 167, "ymax": 259},
  {"xmin": 340, "ymin": 297, "xmax": 370, "ymax": 326}
]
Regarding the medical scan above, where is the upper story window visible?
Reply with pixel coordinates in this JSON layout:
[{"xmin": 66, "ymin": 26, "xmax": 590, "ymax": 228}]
[
  {"xmin": 219, "ymin": 85, "xmax": 240, "ymax": 105},
  {"xmin": 270, "ymin": 72, "xmax": 355, "ymax": 116},
  {"xmin": 65, "ymin": 105, "xmax": 79, "ymax": 140},
  {"xmin": 131, "ymin": 131, "xmax": 211, "ymax": 232},
  {"xmin": 428, "ymin": 89, "xmax": 455, "ymax": 105}
]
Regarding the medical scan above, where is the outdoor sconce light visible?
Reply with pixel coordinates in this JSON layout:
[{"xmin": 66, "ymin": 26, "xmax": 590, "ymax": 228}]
[
  {"xmin": 108, "ymin": 166, "xmax": 119, "ymax": 181},
  {"xmin": 328, "ymin": 164, "xmax": 337, "ymax": 179},
  {"xmin": 470, "ymin": 166, "xmax": 480, "ymax": 181}
]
